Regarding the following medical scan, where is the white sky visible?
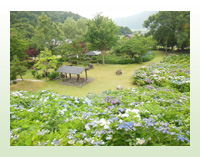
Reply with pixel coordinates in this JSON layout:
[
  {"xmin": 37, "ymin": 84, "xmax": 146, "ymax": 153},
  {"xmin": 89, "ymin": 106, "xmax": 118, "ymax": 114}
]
[
  {"xmin": 67, "ymin": 9, "xmax": 143, "ymax": 19},
  {"xmin": 4, "ymin": 0, "xmax": 194, "ymax": 19}
]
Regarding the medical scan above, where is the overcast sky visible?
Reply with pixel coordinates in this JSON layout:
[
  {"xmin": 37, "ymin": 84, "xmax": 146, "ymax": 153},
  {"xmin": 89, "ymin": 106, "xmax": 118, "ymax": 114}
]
[
  {"xmin": 4, "ymin": 0, "xmax": 194, "ymax": 20},
  {"xmin": 67, "ymin": 9, "xmax": 143, "ymax": 19},
  {"xmin": 60, "ymin": 1, "xmax": 145, "ymax": 19}
]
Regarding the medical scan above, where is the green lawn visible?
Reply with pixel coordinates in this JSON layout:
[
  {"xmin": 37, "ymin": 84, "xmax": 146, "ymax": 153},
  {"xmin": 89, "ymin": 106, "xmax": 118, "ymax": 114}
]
[{"xmin": 10, "ymin": 51, "xmax": 165, "ymax": 97}]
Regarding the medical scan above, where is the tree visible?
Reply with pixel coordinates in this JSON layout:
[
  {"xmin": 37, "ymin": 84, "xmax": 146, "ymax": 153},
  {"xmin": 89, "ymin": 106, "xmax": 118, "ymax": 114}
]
[
  {"xmin": 60, "ymin": 17, "xmax": 78, "ymax": 40},
  {"xmin": 34, "ymin": 48, "xmax": 57, "ymax": 80},
  {"xmin": 10, "ymin": 28, "xmax": 29, "ymax": 61},
  {"xmin": 143, "ymin": 11, "xmax": 190, "ymax": 52},
  {"xmin": 113, "ymin": 36, "xmax": 129, "ymax": 54},
  {"xmin": 119, "ymin": 26, "xmax": 132, "ymax": 35},
  {"xmin": 25, "ymin": 46, "xmax": 40, "ymax": 58},
  {"xmin": 10, "ymin": 22, "xmax": 35, "ymax": 40},
  {"xmin": 10, "ymin": 55, "xmax": 27, "ymax": 81},
  {"xmin": 121, "ymin": 33, "xmax": 156, "ymax": 63},
  {"xmin": 59, "ymin": 17, "xmax": 88, "ymax": 41},
  {"xmin": 32, "ymin": 13, "xmax": 65, "ymax": 54},
  {"xmin": 84, "ymin": 14, "xmax": 119, "ymax": 65},
  {"xmin": 10, "ymin": 11, "xmax": 82, "ymax": 27}
]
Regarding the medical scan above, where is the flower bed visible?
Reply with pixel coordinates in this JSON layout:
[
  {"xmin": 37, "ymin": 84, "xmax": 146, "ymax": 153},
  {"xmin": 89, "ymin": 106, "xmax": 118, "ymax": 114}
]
[
  {"xmin": 133, "ymin": 54, "xmax": 190, "ymax": 92},
  {"xmin": 10, "ymin": 86, "xmax": 190, "ymax": 146}
]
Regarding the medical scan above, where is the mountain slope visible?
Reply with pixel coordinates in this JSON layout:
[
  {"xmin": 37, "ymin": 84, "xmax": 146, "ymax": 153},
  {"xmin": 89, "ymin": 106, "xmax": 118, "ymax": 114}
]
[
  {"xmin": 10, "ymin": 11, "xmax": 83, "ymax": 26},
  {"xmin": 114, "ymin": 11, "xmax": 158, "ymax": 29}
]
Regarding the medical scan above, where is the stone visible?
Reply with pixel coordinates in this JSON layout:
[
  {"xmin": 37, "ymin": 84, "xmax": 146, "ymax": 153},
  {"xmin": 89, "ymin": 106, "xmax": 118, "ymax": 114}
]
[
  {"xmin": 117, "ymin": 85, "xmax": 123, "ymax": 91},
  {"xmin": 88, "ymin": 92, "xmax": 94, "ymax": 96},
  {"xmin": 89, "ymin": 63, "xmax": 94, "ymax": 69},
  {"xmin": 116, "ymin": 69, "xmax": 122, "ymax": 75}
]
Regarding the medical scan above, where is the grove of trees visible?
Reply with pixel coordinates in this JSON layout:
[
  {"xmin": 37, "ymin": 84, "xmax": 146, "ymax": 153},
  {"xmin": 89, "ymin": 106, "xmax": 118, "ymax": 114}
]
[
  {"xmin": 10, "ymin": 11, "xmax": 190, "ymax": 80},
  {"xmin": 84, "ymin": 14, "xmax": 119, "ymax": 65},
  {"xmin": 143, "ymin": 11, "xmax": 190, "ymax": 52}
]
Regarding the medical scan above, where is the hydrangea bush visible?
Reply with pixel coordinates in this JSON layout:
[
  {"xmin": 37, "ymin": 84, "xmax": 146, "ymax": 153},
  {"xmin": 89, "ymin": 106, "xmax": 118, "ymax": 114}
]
[
  {"xmin": 10, "ymin": 86, "xmax": 190, "ymax": 146},
  {"xmin": 133, "ymin": 54, "xmax": 190, "ymax": 92}
]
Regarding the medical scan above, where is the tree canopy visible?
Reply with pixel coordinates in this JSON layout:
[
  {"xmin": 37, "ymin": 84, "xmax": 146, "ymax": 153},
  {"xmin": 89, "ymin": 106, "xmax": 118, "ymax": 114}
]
[
  {"xmin": 143, "ymin": 11, "xmax": 190, "ymax": 52},
  {"xmin": 31, "ymin": 13, "xmax": 65, "ymax": 54},
  {"xmin": 119, "ymin": 33, "xmax": 156, "ymax": 63},
  {"xmin": 84, "ymin": 14, "xmax": 119, "ymax": 64},
  {"xmin": 119, "ymin": 26, "xmax": 132, "ymax": 35},
  {"xmin": 59, "ymin": 17, "xmax": 88, "ymax": 41},
  {"xmin": 34, "ymin": 48, "xmax": 57, "ymax": 80},
  {"xmin": 10, "ymin": 55, "xmax": 27, "ymax": 80},
  {"xmin": 10, "ymin": 28, "xmax": 29, "ymax": 61},
  {"xmin": 10, "ymin": 11, "xmax": 82, "ymax": 27}
]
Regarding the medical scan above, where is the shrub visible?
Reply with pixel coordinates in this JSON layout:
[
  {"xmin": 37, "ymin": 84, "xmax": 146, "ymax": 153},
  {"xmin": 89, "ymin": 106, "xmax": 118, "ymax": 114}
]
[
  {"xmin": 70, "ymin": 57, "xmax": 78, "ymax": 60},
  {"xmin": 36, "ymin": 74, "xmax": 42, "ymax": 79},
  {"xmin": 133, "ymin": 54, "xmax": 190, "ymax": 92},
  {"xmin": 91, "ymin": 56, "xmax": 97, "ymax": 60},
  {"xmin": 96, "ymin": 52, "xmax": 154, "ymax": 64},
  {"xmin": 142, "ymin": 52, "xmax": 155, "ymax": 62},
  {"xmin": 119, "ymin": 58, "xmax": 133, "ymax": 64},
  {"xmin": 42, "ymin": 72, "xmax": 50, "ymax": 78},
  {"xmin": 58, "ymin": 56, "xmax": 69, "ymax": 62},
  {"xmin": 71, "ymin": 60, "xmax": 77, "ymax": 64},
  {"xmin": 47, "ymin": 72, "xmax": 60, "ymax": 80},
  {"xmin": 31, "ymin": 70, "xmax": 36, "ymax": 77},
  {"xmin": 27, "ymin": 60, "xmax": 35, "ymax": 69},
  {"xmin": 10, "ymin": 75, "xmax": 16, "ymax": 80},
  {"xmin": 97, "ymin": 59, "xmax": 102, "ymax": 64},
  {"xmin": 57, "ymin": 61, "xmax": 63, "ymax": 67},
  {"xmin": 10, "ymin": 87, "xmax": 190, "ymax": 146},
  {"xmin": 12, "ymin": 80, "xmax": 17, "ymax": 84},
  {"xmin": 90, "ymin": 60, "xmax": 97, "ymax": 63},
  {"xmin": 133, "ymin": 54, "xmax": 141, "ymax": 64},
  {"xmin": 82, "ymin": 61, "xmax": 90, "ymax": 67}
]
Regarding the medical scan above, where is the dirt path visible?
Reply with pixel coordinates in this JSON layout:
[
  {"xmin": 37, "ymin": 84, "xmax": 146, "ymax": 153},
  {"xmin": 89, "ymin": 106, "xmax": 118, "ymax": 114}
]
[{"xmin": 10, "ymin": 79, "xmax": 44, "ymax": 84}]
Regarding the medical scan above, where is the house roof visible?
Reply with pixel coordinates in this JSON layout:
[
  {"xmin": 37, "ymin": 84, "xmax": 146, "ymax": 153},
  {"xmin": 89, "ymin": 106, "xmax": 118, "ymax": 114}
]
[
  {"xmin": 56, "ymin": 66, "xmax": 88, "ymax": 75},
  {"xmin": 85, "ymin": 51, "xmax": 101, "ymax": 56},
  {"xmin": 126, "ymin": 33, "xmax": 134, "ymax": 38}
]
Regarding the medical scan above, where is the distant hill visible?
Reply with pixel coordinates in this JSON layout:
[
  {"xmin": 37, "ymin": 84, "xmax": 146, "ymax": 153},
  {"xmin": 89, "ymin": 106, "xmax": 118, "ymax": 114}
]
[
  {"xmin": 114, "ymin": 11, "xmax": 158, "ymax": 29},
  {"xmin": 10, "ymin": 11, "xmax": 83, "ymax": 26}
]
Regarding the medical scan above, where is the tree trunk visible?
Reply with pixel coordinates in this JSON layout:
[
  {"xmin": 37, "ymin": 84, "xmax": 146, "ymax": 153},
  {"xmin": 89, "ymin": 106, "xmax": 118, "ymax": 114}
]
[
  {"xmin": 45, "ymin": 69, "xmax": 47, "ymax": 81},
  {"xmin": 181, "ymin": 46, "xmax": 184, "ymax": 52},
  {"xmin": 171, "ymin": 46, "xmax": 173, "ymax": 52},
  {"xmin": 102, "ymin": 50, "xmax": 105, "ymax": 65},
  {"xmin": 20, "ymin": 75, "xmax": 23, "ymax": 81},
  {"xmin": 140, "ymin": 54, "xmax": 143, "ymax": 64},
  {"xmin": 165, "ymin": 40, "xmax": 168, "ymax": 55}
]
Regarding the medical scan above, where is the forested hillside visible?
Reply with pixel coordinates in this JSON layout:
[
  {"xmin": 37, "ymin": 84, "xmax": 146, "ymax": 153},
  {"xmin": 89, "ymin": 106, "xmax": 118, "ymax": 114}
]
[{"xmin": 10, "ymin": 11, "xmax": 83, "ymax": 26}]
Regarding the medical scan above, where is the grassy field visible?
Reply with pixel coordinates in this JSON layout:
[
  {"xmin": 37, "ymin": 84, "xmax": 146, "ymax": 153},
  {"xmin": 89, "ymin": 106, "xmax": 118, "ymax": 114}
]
[{"xmin": 10, "ymin": 51, "xmax": 165, "ymax": 97}]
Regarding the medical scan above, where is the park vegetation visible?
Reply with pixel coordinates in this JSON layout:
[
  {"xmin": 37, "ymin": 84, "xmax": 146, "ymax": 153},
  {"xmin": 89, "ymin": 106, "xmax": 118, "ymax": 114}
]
[
  {"xmin": 10, "ymin": 11, "xmax": 190, "ymax": 146},
  {"xmin": 10, "ymin": 53, "xmax": 190, "ymax": 146}
]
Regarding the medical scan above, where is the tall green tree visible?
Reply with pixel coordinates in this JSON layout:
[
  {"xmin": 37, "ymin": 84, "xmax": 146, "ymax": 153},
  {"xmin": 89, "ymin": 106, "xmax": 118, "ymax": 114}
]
[
  {"xmin": 10, "ymin": 55, "xmax": 27, "ymax": 81},
  {"xmin": 113, "ymin": 36, "xmax": 129, "ymax": 54},
  {"xmin": 143, "ymin": 11, "xmax": 190, "ymax": 52},
  {"xmin": 10, "ymin": 28, "xmax": 29, "ymax": 61},
  {"xmin": 32, "ymin": 13, "xmax": 65, "ymax": 54},
  {"xmin": 121, "ymin": 33, "xmax": 156, "ymax": 63},
  {"xmin": 60, "ymin": 17, "xmax": 77, "ymax": 40},
  {"xmin": 84, "ymin": 14, "xmax": 119, "ymax": 65},
  {"xmin": 11, "ymin": 22, "xmax": 35, "ymax": 40},
  {"xmin": 59, "ymin": 17, "xmax": 88, "ymax": 41},
  {"xmin": 34, "ymin": 48, "xmax": 57, "ymax": 80}
]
